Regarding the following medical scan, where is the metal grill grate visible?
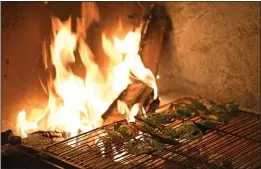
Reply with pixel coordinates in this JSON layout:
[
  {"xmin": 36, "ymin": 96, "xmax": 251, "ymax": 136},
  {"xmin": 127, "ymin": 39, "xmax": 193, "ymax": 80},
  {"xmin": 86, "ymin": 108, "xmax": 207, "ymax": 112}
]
[{"xmin": 43, "ymin": 104, "xmax": 261, "ymax": 169}]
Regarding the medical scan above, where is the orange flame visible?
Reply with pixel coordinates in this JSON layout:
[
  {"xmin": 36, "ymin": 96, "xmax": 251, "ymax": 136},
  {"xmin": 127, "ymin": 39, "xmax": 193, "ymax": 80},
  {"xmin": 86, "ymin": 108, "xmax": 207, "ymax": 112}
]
[{"xmin": 17, "ymin": 2, "xmax": 157, "ymax": 138}]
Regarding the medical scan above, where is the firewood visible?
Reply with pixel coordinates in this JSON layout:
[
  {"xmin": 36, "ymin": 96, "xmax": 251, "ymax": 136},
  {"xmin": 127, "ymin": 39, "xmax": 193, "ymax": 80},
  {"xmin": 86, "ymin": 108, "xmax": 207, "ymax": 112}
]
[
  {"xmin": 102, "ymin": 4, "xmax": 170, "ymax": 125},
  {"xmin": 102, "ymin": 82, "xmax": 148, "ymax": 125},
  {"xmin": 140, "ymin": 3, "xmax": 171, "ymax": 76},
  {"xmin": 138, "ymin": 4, "xmax": 171, "ymax": 111}
]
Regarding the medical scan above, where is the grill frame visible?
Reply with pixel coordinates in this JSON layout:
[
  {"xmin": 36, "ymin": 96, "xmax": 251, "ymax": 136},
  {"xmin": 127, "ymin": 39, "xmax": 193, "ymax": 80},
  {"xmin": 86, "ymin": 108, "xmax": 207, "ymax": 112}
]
[{"xmin": 43, "ymin": 102, "xmax": 261, "ymax": 169}]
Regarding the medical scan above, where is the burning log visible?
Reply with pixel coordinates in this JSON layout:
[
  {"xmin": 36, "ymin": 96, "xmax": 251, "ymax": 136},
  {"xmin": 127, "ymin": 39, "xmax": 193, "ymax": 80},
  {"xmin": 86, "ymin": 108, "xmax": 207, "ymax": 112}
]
[
  {"xmin": 102, "ymin": 4, "xmax": 171, "ymax": 125},
  {"xmin": 139, "ymin": 4, "xmax": 172, "ymax": 112},
  {"xmin": 139, "ymin": 3, "xmax": 171, "ymax": 76},
  {"xmin": 138, "ymin": 4, "xmax": 171, "ymax": 112},
  {"xmin": 102, "ymin": 82, "xmax": 148, "ymax": 125}
]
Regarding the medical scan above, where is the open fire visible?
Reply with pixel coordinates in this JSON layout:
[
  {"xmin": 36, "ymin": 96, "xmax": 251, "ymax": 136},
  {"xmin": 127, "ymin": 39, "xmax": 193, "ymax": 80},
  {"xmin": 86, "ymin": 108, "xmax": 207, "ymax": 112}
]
[
  {"xmin": 16, "ymin": 2, "xmax": 157, "ymax": 139},
  {"xmin": 1, "ymin": 2, "xmax": 260, "ymax": 169}
]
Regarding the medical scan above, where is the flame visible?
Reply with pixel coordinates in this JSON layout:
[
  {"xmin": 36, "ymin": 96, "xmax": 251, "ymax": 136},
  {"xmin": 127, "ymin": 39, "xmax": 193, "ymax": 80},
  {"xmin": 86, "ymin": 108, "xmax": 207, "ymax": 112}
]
[
  {"xmin": 16, "ymin": 2, "xmax": 157, "ymax": 139},
  {"xmin": 117, "ymin": 100, "xmax": 145, "ymax": 123}
]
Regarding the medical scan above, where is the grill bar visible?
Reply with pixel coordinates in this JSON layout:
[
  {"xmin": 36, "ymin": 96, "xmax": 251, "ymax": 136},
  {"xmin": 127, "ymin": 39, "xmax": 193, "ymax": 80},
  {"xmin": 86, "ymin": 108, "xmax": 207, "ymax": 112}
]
[
  {"xmin": 172, "ymin": 112, "xmax": 260, "ymax": 168},
  {"xmin": 42, "ymin": 103, "xmax": 260, "ymax": 169}
]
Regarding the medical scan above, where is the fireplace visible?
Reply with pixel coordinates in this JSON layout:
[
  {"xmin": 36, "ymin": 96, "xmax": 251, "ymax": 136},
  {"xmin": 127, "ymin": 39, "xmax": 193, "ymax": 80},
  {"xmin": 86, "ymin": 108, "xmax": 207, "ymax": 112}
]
[{"xmin": 1, "ymin": 2, "xmax": 260, "ymax": 169}]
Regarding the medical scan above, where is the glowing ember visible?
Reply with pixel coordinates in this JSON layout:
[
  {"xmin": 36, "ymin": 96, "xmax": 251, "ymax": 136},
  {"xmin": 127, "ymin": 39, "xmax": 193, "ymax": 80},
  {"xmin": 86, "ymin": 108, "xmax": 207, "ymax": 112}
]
[{"xmin": 17, "ymin": 2, "xmax": 157, "ymax": 138}]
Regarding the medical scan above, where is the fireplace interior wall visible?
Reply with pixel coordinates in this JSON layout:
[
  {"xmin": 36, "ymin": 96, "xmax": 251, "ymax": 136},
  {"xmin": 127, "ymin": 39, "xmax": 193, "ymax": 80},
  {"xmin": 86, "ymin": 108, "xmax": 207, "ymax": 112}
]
[
  {"xmin": 1, "ymin": 2, "xmax": 260, "ymax": 132},
  {"xmin": 158, "ymin": 2, "xmax": 260, "ymax": 113}
]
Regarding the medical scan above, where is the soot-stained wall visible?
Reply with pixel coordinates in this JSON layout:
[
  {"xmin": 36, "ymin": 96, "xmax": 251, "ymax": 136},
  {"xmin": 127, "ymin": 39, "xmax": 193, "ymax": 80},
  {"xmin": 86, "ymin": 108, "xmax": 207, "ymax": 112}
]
[{"xmin": 158, "ymin": 2, "xmax": 260, "ymax": 113}]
